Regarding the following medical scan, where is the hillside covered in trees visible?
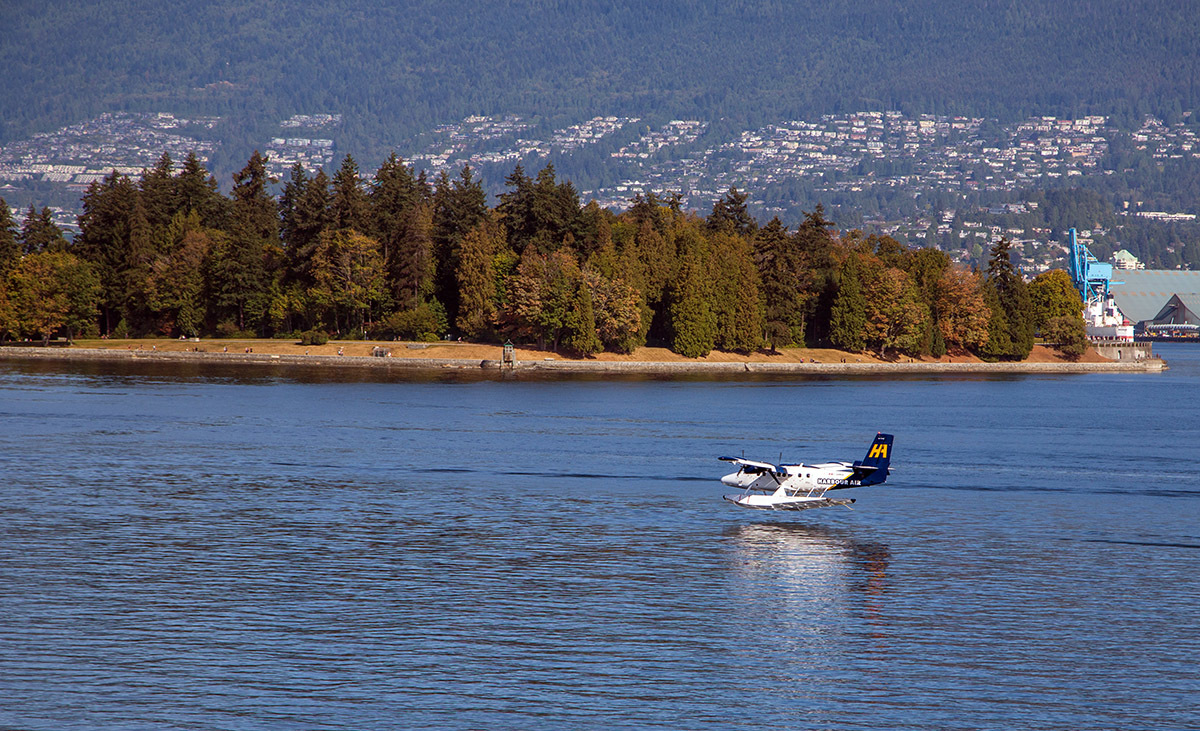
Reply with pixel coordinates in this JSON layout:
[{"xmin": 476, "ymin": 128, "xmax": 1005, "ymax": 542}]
[
  {"xmin": 3, "ymin": 0, "xmax": 1199, "ymax": 166},
  {"xmin": 0, "ymin": 154, "xmax": 1088, "ymax": 361}
]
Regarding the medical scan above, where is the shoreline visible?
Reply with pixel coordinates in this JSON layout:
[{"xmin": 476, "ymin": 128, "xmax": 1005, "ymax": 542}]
[{"xmin": 0, "ymin": 346, "xmax": 1167, "ymax": 375}]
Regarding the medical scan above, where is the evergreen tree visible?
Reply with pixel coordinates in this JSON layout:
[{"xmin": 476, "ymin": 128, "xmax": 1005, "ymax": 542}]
[
  {"xmin": 175, "ymin": 152, "xmax": 226, "ymax": 227},
  {"xmin": 575, "ymin": 200, "xmax": 612, "ymax": 261},
  {"xmin": 528, "ymin": 163, "xmax": 581, "ymax": 253},
  {"xmin": 0, "ymin": 199, "xmax": 20, "ymax": 273},
  {"xmin": 633, "ymin": 218, "xmax": 675, "ymax": 309},
  {"xmin": 214, "ymin": 152, "xmax": 277, "ymax": 332},
  {"xmin": 829, "ymin": 254, "xmax": 867, "ymax": 351},
  {"xmin": 122, "ymin": 196, "xmax": 156, "ymax": 332},
  {"xmin": 709, "ymin": 230, "xmax": 763, "ymax": 353},
  {"xmin": 75, "ymin": 172, "xmax": 138, "ymax": 333},
  {"xmin": 278, "ymin": 162, "xmax": 310, "ymax": 246},
  {"xmin": 291, "ymin": 169, "xmax": 333, "ymax": 287},
  {"xmin": 497, "ymin": 164, "xmax": 535, "ymax": 250},
  {"xmin": 666, "ymin": 226, "xmax": 716, "ymax": 358},
  {"xmin": 369, "ymin": 153, "xmax": 420, "ymax": 268},
  {"xmin": 707, "ymin": 186, "xmax": 756, "ymax": 236},
  {"xmin": 931, "ymin": 326, "xmax": 947, "ymax": 358},
  {"xmin": 19, "ymin": 206, "xmax": 67, "ymax": 254},
  {"xmin": 455, "ymin": 213, "xmax": 503, "ymax": 339},
  {"xmin": 280, "ymin": 166, "xmax": 331, "ymax": 289},
  {"xmin": 793, "ymin": 205, "xmax": 839, "ymax": 344},
  {"xmin": 754, "ymin": 218, "xmax": 807, "ymax": 347},
  {"xmin": 431, "ymin": 166, "xmax": 487, "ymax": 328},
  {"xmin": 497, "ymin": 163, "xmax": 583, "ymax": 254},
  {"xmin": 981, "ymin": 279, "xmax": 1014, "ymax": 361},
  {"xmin": 562, "ymin": 280, "xmax": 602, "ymax": 356},
  {"xmin": 330, "ymin": 154, "xmax": 370, "ymax": 233},
  {"xmin": 986, "ymin": 237, "xmax": 1034, "ymax": 359},
  {"xmin": 139, "ymin": 152, "xmax": 176, "ymax": 231},
  {"xmin": 390, "ymin": 202, "xmax": 435, "ymax": 309}
]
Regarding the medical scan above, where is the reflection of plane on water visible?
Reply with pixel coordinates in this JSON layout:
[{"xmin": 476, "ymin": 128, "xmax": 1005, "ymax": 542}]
[
  {"xmin": 724, "ymin": 522, "xmax": 890, "ymax": 631},
  {"xmin": 719, "ymin": 433, "xmax": 893, "ymax": 511},
  {"xmin": 725, "ymin": 522, "xmax": 890, "ymax": 585}
]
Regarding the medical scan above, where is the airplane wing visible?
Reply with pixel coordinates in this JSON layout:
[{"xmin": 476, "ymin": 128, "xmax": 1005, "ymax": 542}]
[{"xmin": 718, "ymin": 456, "xmax": 777, "ymax": 471}]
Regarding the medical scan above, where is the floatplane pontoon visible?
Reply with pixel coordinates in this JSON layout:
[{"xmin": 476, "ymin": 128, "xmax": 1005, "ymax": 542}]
[{"xmin": 719, "ymin": 433, "xmax": 893, "ymax": 511}]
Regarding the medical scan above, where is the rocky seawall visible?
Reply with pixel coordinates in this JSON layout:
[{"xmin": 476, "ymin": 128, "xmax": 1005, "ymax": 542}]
[{"xmin": 0, "ymin": 347, "xmax": 1167, "ymax": 375}]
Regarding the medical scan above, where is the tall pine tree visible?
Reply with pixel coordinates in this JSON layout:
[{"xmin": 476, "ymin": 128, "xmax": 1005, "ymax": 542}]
[
  {"xmin": 754, "ymin": 218, "xmax": 807, "ymax": 347},
  {"xmin": 330, "ymin": 154, "xmax": 370, "ymax": 233},
  {"xmin": 74, "ymin": 172, "xmax": 138, "ymax": 333},
  {"xmin": 214, "ymin": 152, "xmax": 277, "ymax": 332},
  {"xmin": 829, "ymin": 253, "xmax": 867, "ymax": 352},
  {"xmin": 431, "ymin": 166, "xmax": 487, "ymax": 329},
  {"xmin": 986, "ymin": 237, "xmax": 1034, "ymax": 359},
  {"xmin": 0, "ymin": 198, "xmax": 18, "ymax": 274},
  {"xmin": 369, "ymin": 153, "xmax": 420, "ymax": 269}
]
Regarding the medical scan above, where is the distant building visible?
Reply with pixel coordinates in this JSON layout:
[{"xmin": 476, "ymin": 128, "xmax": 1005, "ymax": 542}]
[
  {"xmin": 1111, "ymin": 249, "xmax": 1143, "ymax": 270},
  {"xmin": 1150, "ymin": 294, "xmax": 1200, "ymax": 327},
  {"xmin": 1109, "ymin": 270, "xmax": 1200, "ymax": 330}
]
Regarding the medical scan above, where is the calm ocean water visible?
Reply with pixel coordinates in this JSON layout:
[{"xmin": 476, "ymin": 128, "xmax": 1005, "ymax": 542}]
[{"xmin": 2, "ymin": 346, "xmax": 1198, "ymax": 730}]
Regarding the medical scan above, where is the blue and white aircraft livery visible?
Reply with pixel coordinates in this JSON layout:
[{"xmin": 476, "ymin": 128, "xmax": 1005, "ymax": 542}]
[{"xmin": 719, "ymin": 433, "xmax": 894, "ymax": 511}]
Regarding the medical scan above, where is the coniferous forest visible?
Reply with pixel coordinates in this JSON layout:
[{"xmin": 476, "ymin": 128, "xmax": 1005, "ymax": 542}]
[{"xmin": 0, "ymin": 153, "xmax": 1088, "ymax": 360}]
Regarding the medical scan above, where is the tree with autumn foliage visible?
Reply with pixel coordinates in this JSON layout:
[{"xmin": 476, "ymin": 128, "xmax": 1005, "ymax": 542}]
[
  {"xmin": 1028, "ymin": 269, "xmax": 1083, "ymax": 331},
  {"xmin": 501, "ymin": 249, "xmax": 589, "ymax": 353},
  {"xmin": 3, "ymin": 251, "xmax": 99, "ymax": 342},
  {"xmin": 935, "ymin": 266, "xmax": 991, "ymax": 352},
  {"xmin": 583, "ymin": 267, "xmax": 643, "ymax": 354},
  {"xmin": 309, "ymin": 229, "xmax": 385, "ymax": 335},
  {"xmin": 144, "ymin": 215, "xmax": 217, "ymax": 337},
  {"xmin": 862, "ymin": 265, "xmax": 929, "ymax": 358}
]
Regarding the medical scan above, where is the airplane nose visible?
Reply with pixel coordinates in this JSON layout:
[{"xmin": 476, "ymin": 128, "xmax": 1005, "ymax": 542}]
[{"xmin": 721, "ymin": 473, "xmax": 740, "ymax": 486}]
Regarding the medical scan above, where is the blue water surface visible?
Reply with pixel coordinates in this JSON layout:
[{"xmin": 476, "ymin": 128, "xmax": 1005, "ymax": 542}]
[{"xmin": 1, "ymin": 345, "xmax": 1198, "ymax": 730}]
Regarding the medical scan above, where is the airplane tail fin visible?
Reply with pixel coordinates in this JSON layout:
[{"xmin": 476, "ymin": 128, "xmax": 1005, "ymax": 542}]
[{"xmin": 853, "ymin": 433, "xmax": 893, "ymax": 486}]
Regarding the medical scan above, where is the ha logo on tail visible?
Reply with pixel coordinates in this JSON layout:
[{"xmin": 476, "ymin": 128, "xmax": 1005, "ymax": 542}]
[{"xmin": 719, "ymin": 433, "xmax": 893, "ymax": 511}]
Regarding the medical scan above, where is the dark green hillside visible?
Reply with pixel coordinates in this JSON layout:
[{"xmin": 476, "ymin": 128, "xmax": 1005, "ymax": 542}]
[{"xmin": 3, "ymin": 0, "xmax": 1199, "ymax": 159}]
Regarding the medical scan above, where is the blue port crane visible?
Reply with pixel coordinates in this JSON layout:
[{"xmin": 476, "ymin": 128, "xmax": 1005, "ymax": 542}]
[{"xmin": 1066, "ymin": 228, "xmax": 1113, "ymax": 306}]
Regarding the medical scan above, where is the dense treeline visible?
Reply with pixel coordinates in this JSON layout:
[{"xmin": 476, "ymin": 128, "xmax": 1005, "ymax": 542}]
[
  {"xmin": 3, "ymin": 0, "xmax": 1199, "ymax": 159},
  {"xmin": 0, "ymin": 153, "xmax": 1087, "ymax": 360}
]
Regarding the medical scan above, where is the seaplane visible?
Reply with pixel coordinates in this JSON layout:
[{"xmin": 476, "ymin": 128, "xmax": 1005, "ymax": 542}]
[{"xmin": 719, "ymin": 433, "xmax": 894, "ymax": 511}]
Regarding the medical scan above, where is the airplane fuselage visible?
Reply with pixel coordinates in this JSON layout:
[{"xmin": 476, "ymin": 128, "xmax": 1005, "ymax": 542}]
[{"xmin": 721, "ymin": 461, "xmax": 862, "ymax": 493}]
